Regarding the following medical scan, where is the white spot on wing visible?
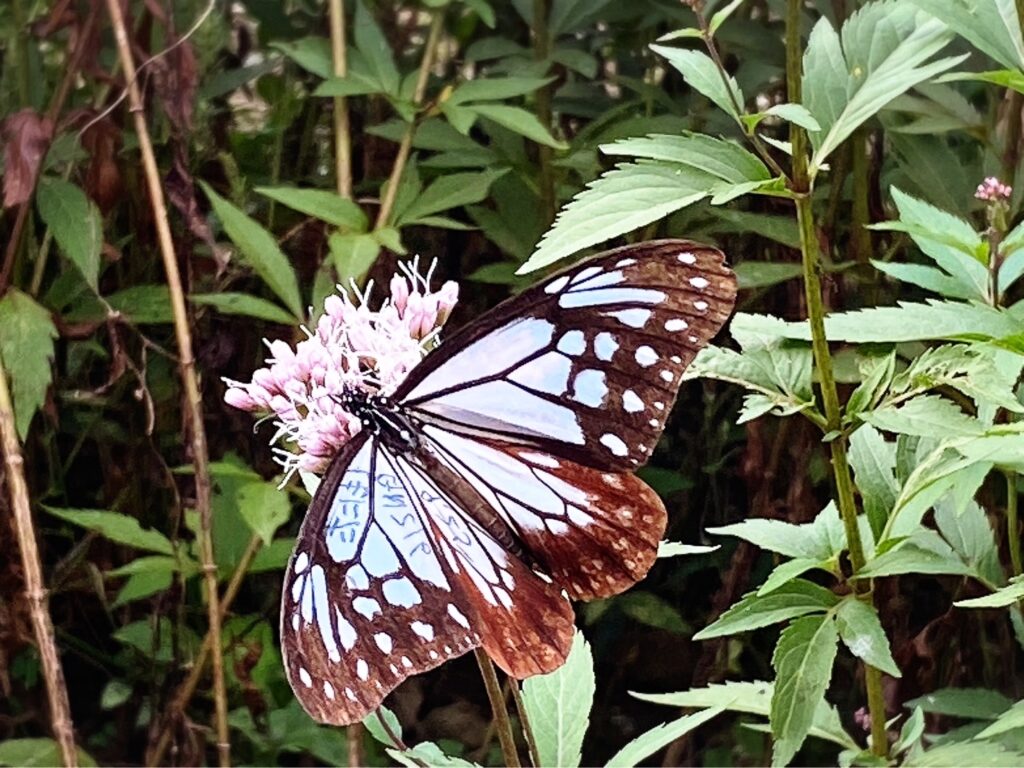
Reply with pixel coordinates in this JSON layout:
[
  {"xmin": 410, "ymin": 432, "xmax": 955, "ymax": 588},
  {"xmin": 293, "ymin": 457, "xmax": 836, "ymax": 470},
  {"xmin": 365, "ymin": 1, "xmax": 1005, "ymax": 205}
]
[
  {"xmin": 299, "ymin": 667, "xmax": 312, "ymax": 688},
  {"xmin": 311, "ymin": 565, "xmax": 340, "ymax": 662},
  {"xmin": 508, "ymin": 351, "xmax": 572, "ymax": 395},
  {"xmin": 383, "ymin": 576, "xmax": 422, "ymax": 608},
  {"xmin": 353, "ymin": 596, "xmax": 381, "ymax": 619},
  {"xmin": 346, "ymin": 565, "xmax": 369, "ymax": 590},
  {"xmin": 600, "ymin": 433, "xmax": 628, "ymax": 457},
  {"xmin": 665, "ymin": 318, "xmax": 688, "ymax": 331},
  {"xmin": 660, "ymin": 370, "xmax": 675, "ymax": 382},
  {"xmin": 616, "ymin": 258, "xmax": 637, "ymax": 267},
  {"xmin": 448, "ymin": 603, "xmax": 470, "ymax": 629},
  {"xmin": 623, "ymin": 389, "xmax": 644, "ymax": 413},
  {"xmin": 411, "ymin": 621, "xmax": 435, "ymax": 641},
  {"xmin": 547, "ymin": 519, "xmax": 570, "ymax": 534},
  {"xmin": 294, "ymin": 552, "xmax": 309, "ymax": 573},
  {"xmin": 678, "ymin": 251, "xmax": 696, "ymax": 264},
  {"xmin": 324, "ymin": 681, "xmax": 335, "ymax": 700},
  {"xmin": 356, "ymin": 659, "xmax": 369, "ymax": 681},
  {"xmin": 374, "ymin": 632, "xmax": 394, "ymax": 654},
  {"xmin": 606, "ymin": 308, "xmax": 651, "ymax": 328},
  {"xmin": 336, "ymin": 608, "xmax": 357, "ymax": 650},
  {"xmin": 557, "ymin": 330, "xmax": 586, "ymax": 356},
  {"xmin": 694, "ymin": 300, "xmax": 709, "ymax": 312},
  {"xmin": 594, "ymin": 332, "xmax": 618, "ymax": 361},
  {"xmin": 635, "ymin": 345, "xmax": 658, "ymax": 367},
  {"xmin": 560, "ymin": 287, "xmax": 666, "ymax": 308},
  {"xmin": 570, "ymin": 265, "xmax": 602, "ymax": 284},
  {"xmin": 572, "ymin": 369, "xmax": 608, "ymax": 407},
  {"xmin": 519, "ymin": 451, "xmax": 559, "ymax": 468},
  {"xmin": 690, "ymin": 276, "xmax": 709, "ymax": 289},
  {"xmin": 545, "ymin": 275, "xmax": 570, "ymax": 294}
]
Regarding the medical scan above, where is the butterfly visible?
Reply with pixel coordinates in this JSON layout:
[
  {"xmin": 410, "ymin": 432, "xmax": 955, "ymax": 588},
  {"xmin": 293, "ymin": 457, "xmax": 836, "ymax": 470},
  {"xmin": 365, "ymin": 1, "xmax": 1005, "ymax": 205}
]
[{"xmin": 281, "ymin": 239, "xmax": 737, "ymax": 724}]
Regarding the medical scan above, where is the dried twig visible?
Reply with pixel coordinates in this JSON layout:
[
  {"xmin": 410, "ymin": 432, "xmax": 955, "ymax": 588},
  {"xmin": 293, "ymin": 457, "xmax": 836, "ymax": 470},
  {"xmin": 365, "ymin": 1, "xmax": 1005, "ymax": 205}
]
[
  {"xmin": 0, "ymin": 351, "xmax": 78, "ymax": 767},
  {"xmin": 101, "ymin": 0, "xmax": 229, "ymax": 764}
]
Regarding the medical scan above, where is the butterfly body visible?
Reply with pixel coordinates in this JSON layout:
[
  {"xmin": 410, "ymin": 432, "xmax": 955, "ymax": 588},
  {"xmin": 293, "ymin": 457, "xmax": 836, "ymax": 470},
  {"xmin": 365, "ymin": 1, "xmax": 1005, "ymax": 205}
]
[{"xmin": 282, "ymin": 240, "xmax": 737, "ymax": 724}]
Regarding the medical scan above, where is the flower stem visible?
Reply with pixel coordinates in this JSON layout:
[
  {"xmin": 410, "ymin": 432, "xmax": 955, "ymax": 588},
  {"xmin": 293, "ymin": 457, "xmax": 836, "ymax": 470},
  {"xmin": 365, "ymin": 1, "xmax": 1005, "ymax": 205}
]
[
  {"xmin": 474, "ymin": 649, "xmax": 522, "ymax": 767},
  {"xmin": 509, "ymin": 678, "xmax": 541, "ymax": 767},
  {"xmin": 329, "ymin": 0, "xmax": 353, "ymax": 198},
  {"xmin": 103, "ymin": 1, "xmax": 229, "ymax": 764},
  {"xmin": 786, "ymin": 0, "xmax": 888, "ymax": 758},
  {"xmin": 0, "ymin": 351, "xmax": 78, "ymax": 767},
  {"xmin": 375, "ymin": 11, "xmax": 445, "ymax": 229}
]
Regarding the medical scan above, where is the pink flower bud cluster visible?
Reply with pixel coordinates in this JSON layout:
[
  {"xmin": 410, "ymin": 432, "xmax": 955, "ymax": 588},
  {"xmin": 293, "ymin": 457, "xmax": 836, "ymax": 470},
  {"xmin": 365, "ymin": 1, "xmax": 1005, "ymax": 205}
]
[
  {"xmin": 975, "ymin": 176, "xmax": 1013, "ymax": 202},
  {"xmin": 223, "ymin": 259, "xmax": 459, "ymax": 476}
]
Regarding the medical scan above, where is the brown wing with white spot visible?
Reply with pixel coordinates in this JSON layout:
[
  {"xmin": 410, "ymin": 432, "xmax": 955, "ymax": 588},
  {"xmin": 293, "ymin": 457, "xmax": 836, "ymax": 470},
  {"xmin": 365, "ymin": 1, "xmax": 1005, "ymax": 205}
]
[
  {"xmin": 421, "ymin": 425, "xmax": 667, "ymax": 600},
  {"xmin": 397, "ymin": 240, "xmax": 736, "ymax": 471},
  {"xmin": 281, "ymin": 434, "xmax": 574, "ymax": 726}
]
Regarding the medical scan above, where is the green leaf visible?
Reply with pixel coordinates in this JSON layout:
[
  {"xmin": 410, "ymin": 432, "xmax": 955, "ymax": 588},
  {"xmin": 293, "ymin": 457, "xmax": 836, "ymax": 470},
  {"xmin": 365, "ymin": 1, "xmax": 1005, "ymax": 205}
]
[
  {"xmin": 765, "ymin": 103, "xmax": 821, "ymax": 131},
  {"xmin": 706, "ymin": 505, "xmax": 843, "ymax": 562},
  {"xmin": 848, "ymin": 425, "xmax": 899, "ymax": 538},
  {"xmin": 388, "ymin": 743, "xmax": 479, "ymax": 768},
  {"xmin": 758, "ymin": 558, "xmax": 830, "ymax": 596},
  {"xmin": 872, "ymin": 261, "xmax": 976, "ymax": 300},
  {"xmin": 770, "ymin": 614, "xmax": 840, "ymax": 767},
  {"xmin": 363, "ymin": 705, "xmax": 403, "ymax": 747},
  {"xmin": 906, "ymin": 740, "xmax": 1024, "ymax": 766},
  {"xmin": 0, "ymin": 739, "xmax": 96, "ymax": 768},
  {"xmin": 734, "ymin": 262, "xmax": 804, "ymax": 289},
  {"xmin": 237, "ymin": 481, "xmax": 291, "ymax": 545},
  {"xmin": 616, "ymin": 591, "xmax": 690, "ymax": 633},
  {"xmin": 707, "ymin": 208, "xmax": 801, "ymax": 248},
  {"xmin": 633, "ymin": 681, "xmax": 856, "ymax": 749},
  {"xmin": 521, "ymin": 161, "xmax": 718, "ymax": 272},
  {"xmin": 977, "ymin": 699, "xmax": 1024, "ymax": 738},
  {"xmin": 397, "ymin": 169, "xmax": 508, "ymax": 225},
  {"xmin": 36, "ymin": 177, "xmax": 103, "ymax": 290},
  {"xmin": 651, "ymin": 45, "xmax": 744, "ymax": 121},
  {"xmin": 469, "ymin": 103, "xmax": 566, "ymax": 148},
  {"xmin": 447, "ymin": 76, "xmax": 554, "ymax": 104},
  {"xmin": 44, "ymin": 507, "xmax": 174, "ymax": 555},
  {"xmin": 521, "ymin": 630, "xmax": 594, "ymax": 768},
  {"xmin": 606, "ymin": 708, "xmax": 723, "ymax": 768},
  {"xmin": 0, "ymin": 289, "xmax": 57, "ymax": 440},
  {"xmin": 936, "ymin": 500, "xmax": 1002, "ymax": 586},
  {"xmin": 105, "ymin": 285, "xmax": 173, "ymax": 324},
  {"xmin": 190, "ymin": 293, "xmax": 296, "ymax": 324},
  {"xmin": 803, "ymin": 4, "xmax": 964, "ymax": 171},
  {"xmin": 601, "ymin": 132, "xmax": 769, "ymax": 183},
  {"xmin": 909, "ymin": 0, "xmax": 1024, "ymax": 70},
  {"xmin": 328, "ymin": 232, "xmax": 380, "ymax": 287},
  {"xmin": 859, "ymin": 530, "xmax": 973, "ymax": 578},
  {"xmin": 353, "ymin": 0, "xmax": 400, "ymax": 95},
  {"xmin": 955, "ymin": 576, "xmax": 1024, "ymax": 608},
  {"xmin": 864, "ymin": 395, "xmax": 985, "ymax": 438},
  {"xmin": 113, "ymin": 569, "xmax": 173, "ymax": 607},
  {"xmin": 312, "ymin": 71, "xmax": 386, "ymax": 98},
  {"xmin": 271, "ymin": 38, "xmax": 332, "ymax": 78},
  {"xmin": 201, "ymin": 182, "xmax": 303, "ymax": 319},
  {"xmin": 255, "ymin": 186, "xmax": 368, "ymax": 231},
  {"xmin": 694, "ymin": 580, "xmax": 839, "ymax": 640},
  {"xmin": 905, "ymin": 687, "xmax": 1012, "ymax": 720},
  {"xmin": 836, "ymin": 597, "xmax": 901, "ymax": 676}
]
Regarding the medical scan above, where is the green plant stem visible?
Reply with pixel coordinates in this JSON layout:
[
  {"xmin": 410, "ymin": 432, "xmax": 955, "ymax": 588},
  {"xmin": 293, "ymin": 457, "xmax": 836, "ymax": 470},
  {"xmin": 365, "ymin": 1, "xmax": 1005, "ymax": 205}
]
[
  {"xmin": 786, "ymin": 0, "xmax": 888, "ymax": 758},
  {"xmin": 375, "ymin": 11, "xmax": 444, "ymax": 229},
  {"xmin": 532, "ymin": 0, "xmax": 556, "ymax": 225},
  {"xmin": 148, "ymin": 535, "xmax": 263, "ymax": 767},
  {"xmin": 474, "ymin": 650, "xmax": 522, "ymax": 768},
  {"xmin": 329, "ymin": 0, "xmax": 353, "ymax": 198},
  {"xmin": 850, "ymin": 129, "xmax": 871, "ymax": 263},
  {"xmin": 1009, "ymin": 472, "xmax": 1022, "ymax": 577},
  {"xmin": 508, "ymin": 679, "xmax": 541, "ymax": 767},
  {"xmin": 0, "ymin": 351, "xmax": 78, "ymax": 767},
  {"xmin": 104, "ymin": 1, "xmax": 229, "ymax": 764}
]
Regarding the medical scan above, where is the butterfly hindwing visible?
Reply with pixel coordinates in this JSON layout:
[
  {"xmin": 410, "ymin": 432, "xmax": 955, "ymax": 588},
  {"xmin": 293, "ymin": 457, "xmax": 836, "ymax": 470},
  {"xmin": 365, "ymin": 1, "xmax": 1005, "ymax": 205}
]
[
  {"xmin": 398, "ymin": 240, "xmax": 737, "ymax": 470},
  {"xmin": 282, "ymin": 434, "xmax": 574, "ymax": 725}
]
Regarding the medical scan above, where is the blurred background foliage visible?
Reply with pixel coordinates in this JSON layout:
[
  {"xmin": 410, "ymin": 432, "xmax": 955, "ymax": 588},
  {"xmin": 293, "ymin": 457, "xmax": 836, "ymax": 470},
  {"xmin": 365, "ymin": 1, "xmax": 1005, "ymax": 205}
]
[{"xmin": 1, "ymin": 0, "xmax": 1024, "ymax": 765}]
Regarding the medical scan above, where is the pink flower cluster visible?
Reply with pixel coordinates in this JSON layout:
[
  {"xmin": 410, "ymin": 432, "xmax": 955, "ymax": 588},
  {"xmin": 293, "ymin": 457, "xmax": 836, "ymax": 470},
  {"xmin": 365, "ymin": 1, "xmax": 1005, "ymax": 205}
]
[
  {"xmin": 224, "ymin": 259, "xmax": 458, "ymax": 475},
  {"xmin": 975, "ymin": 176, "xmax": 1013, "ymax": 202}
]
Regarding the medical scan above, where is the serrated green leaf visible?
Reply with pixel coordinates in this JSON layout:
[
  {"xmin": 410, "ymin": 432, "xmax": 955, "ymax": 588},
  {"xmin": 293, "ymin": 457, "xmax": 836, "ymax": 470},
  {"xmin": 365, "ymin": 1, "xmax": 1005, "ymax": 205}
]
[
  {"xmin": 859, "ymin": 530, "xmax": 973, "ymax": 578},
  {"xmin": 976, "ymin": 698, "xmax": 1024, "ymax": 738},
  {"xmin": 872, "ymin": 261, "xmax": 976, "ymax": 299},
  {"xmin": 909, "ymin": 0, "xmax": 1024, "ymax": 70},
  {"xmin": 651, "ymin": 46, "xmax": 744, "ymax": 121},
  {"xmin": 632, "ymin": 681, "xmax": 856, "ymax": 749},
  {"xmin": 706, "ymin": 507, "xmax": 841, "ymax": 561},
  {"xmin": 770, "ymin": 614, "xmax": 840, "ymax": 767},
  {"xmin": 388, "ymin": 742, "xmax": 479, "ymax": 768},
  {"xmin": 0, "ymin": 289, "xmax": 56, "ymax": 439},
  {"xmin": 906, "ymin": 740, "xmax": 1024, "ymax": 766},
  {"xmin": 765, "ymin": 103, "xmax": 821, "ymax": 131},
  {"xmin": 864, "ymin": 395, "xmax": 985, "ymax": 438},
  {"xmin": 836, "ymin": 597, "xmax": 901, "ymax": 676},
  {"xmin": 758, "ymin": 558, "xmax": 830, "ymax": 596},
  {"xmin": 521, "ymin": 630, "xmax": 594, "ymax": 768},
  {"xmin": 848, "ymin": 425, "xmax": 899, "ymax": 538},
  {"xmin": 191, "ymin": 293, "xmax": 296, "ymax": 325},
  {"xmin": 521, "ymin": 161, "xmax": 718, "ymax": 272},
  {"xmin": 694, "ymin": 580, "xmax": 838, "ymax": 640},
  {"xmin": 606, "ymin": 708, "xmax": 723, "ymax": 768},
  {"xmin": 255, "ymin": 186, "xmax": 368, "ymax": 231},
  {"xmin": 955, "ymin": 576, "xmax": 1024, "ymax": 608},
  {"xmin": 105, "ymin": 285, "xmax": 173, "ymax": 324},
  {"xmin": 113, "ymin": 569, "xmax": 173, "ymax": 607},
  {"xmin": 447, "ymin": 76, "xmax": 554, "ymax": 104},
  {"xmin": 601, "ymin": 132, "xmax": 769, "ymax": 183},
  {"xmin": 734, "ymin": 262, "xmax": 804, "ymax": 289},
  {"xmin": 906, "ymin": 687, "xmax": 1012, "ymax": 719},
  {"xmin": 44, "ymin": 507, "xmax": 174, "ymax": 555},
  {"xmin": 363, "ymin": 705, "xmax": 403, "ymax": 747},
  {"xmin": 201, "ymin": 182, "xmax": 302, "ymax": 319},
  {"xmin": 36, "ymin": 177, "xmax": 102, "ymax": 290},
  {"xmin": 271, "ymin": 38, "xmax": 332, "ymax": 78},
  {"xmin": 935, "ymin": 500, "xmax": 1002, "ymax": 586}
]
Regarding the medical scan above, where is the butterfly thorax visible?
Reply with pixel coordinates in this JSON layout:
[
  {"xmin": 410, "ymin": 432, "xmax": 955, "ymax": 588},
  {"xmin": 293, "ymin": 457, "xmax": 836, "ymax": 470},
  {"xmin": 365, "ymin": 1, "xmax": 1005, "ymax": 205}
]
[{"xmin": 338, "ymin": 388, "xmax": 420, "ymax": 453}]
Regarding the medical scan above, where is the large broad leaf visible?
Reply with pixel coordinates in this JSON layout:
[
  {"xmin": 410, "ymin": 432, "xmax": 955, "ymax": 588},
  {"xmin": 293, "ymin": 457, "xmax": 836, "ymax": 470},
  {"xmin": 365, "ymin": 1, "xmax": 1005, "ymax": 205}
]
[
  {"xmin": 802, "ymin": 2, "xmax": 964, "ymax": 172},
  {"xmin": 605, "ymin": 708, "xmax": 723, "ymax": 768},
  {"xmin": 910, "ymin": 0, "xmax": 1024, "ymax": 70},
  {"xmin": 864, "ymin": 395, "xmax": 985, "ymax": 438},
  {"xmin": 44, "ymin": 507, "xmax": 174, "ymax": 555},
  {"xmin": 770, "ymin": 615, "xmax": 840, "ymax": 767},
  {"xmin": 601, "ymin": 132, "xmax": 769, "ymax": 183},
  {"xmin": 201, "ymin": 182, "xmax": 303, "ymax": 319},
  {"xmin": 35, "ymin": 177, "xmax": 103, "ymax": 291},
  {"xmin": 520, "ymin": 161, "xmax": 718, "ymax": 272},
  {"xmin": 835, "ymin": 597, "xmax": 901, "ymax": 676},
  {"xmin": 521, "ymin": 630, "xmax": 594, "ymax": 768},
  {"xmin": 0, "ymin": 289, "xmax": 57, "ymax": 439},
  {"xmin": 694, "ymin": 580, "xmax": 839, "ymax": 640}
]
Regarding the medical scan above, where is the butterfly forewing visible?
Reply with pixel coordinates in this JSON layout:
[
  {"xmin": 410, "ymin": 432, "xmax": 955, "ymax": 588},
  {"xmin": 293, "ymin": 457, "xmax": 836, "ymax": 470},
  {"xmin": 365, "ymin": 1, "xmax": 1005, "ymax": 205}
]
[{"xmin": 398, "ymin": 240, "xmax": 737, "ymax": 470}]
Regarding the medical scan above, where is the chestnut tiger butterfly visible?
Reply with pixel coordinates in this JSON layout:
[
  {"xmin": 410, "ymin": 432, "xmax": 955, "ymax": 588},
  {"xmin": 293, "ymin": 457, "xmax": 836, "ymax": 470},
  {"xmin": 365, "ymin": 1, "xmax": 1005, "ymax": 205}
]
[{"xmin": 282, "ymin": 239, "xmax": 737, "ymax": 724}]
